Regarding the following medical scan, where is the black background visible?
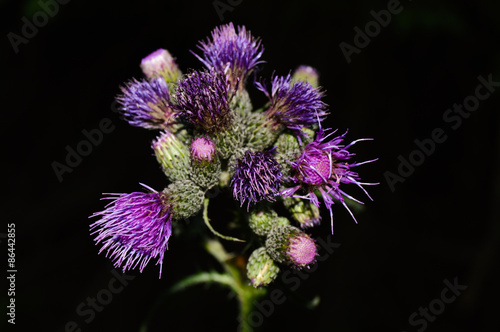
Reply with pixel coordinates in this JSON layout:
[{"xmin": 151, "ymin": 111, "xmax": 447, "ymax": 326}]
[{"xmin": 1, "ymin": 0, "xmax": 499, "ymax": 331}]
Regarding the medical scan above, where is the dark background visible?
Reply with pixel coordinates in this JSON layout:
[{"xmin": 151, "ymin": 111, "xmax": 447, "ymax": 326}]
[{"xmin": 1, "ymin": 0, "xmax": 499, "ymax": 331}]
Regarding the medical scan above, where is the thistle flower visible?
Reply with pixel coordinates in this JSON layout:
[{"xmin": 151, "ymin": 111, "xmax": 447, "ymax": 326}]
[
  {"xmin": 231, "ymin": 149, "xmax": 282, "ymax": 210},
  {"xmin": 190, "ymin": 137, "xmax": 221, "ymax": 190},
  {"xmin": 282, "ymin": 128, "xmax": 378, "ymax": 233},
  {"xmin": 266, "ymin": 225, "xmax": 317, "ymax": 268},
  {"xmin": 174, "ymin": 70, "xmax": 233, "ymax": 134},
  {"xmin": 191, "ymin": 136, "xmax": 216, "ymax": 162},
  {"xmin": 89, "ymin": 184, "xmax": 173, "ymax": 278},
  {"xmin": 140, "ymin": 48, "xmax": 182, "ymax": 83},
  {"xmin": 255, "ymin": 74, "xmax": 327, "ymax": 136},
  {"xmin": 117, "ymin": 78, "xmax": 175, "ymax": 129},
  {"xmin": 193, "ymin": 22, "xmax": 264, "ymax": 91}
]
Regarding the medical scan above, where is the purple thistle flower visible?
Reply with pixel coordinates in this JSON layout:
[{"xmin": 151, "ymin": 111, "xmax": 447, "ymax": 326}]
[
  {"xmin": 192, "ymin": 22, "xmax": 264, "ymax": 91},
  {"xmin": 231, "ymin": 149, "xmax": 282, "ymax": 210},
  {"xmin": 117, "ymin": 78, "xmax": 175, "ymax": 129},
  {"xmin": 286, "ymin": 232, "xmax": 317, "ymax": 267},
  {"xmin": 174, "ymin": 70, "xmax": 233, "ymax": 134},
  {"xmin": 255, "ymin": 74, "xmax": 327, "ymax": 136},
  {"xmin": 89, "ymin": 184, "xmax": 173, "ymax": 278},
  {"xmin": 282, "ymin": 128, "xmax": 378, "ymax": 233},
  {"xmin": 191, "ymin": 136, "xmax": 216, "ymax": 162}
]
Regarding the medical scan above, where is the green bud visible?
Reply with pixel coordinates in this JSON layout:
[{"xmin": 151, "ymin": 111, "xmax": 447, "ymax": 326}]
[
  {"xmin": 164, "ymin": 180, "xmax": 205, "ymax": 220},
  {"xmin": 140, "ymin": 48, "xmax": 183, "ymax": 90},
  {"xmin": 231, "ymin": 89, "xmax": 253, "ymax": 116},
  {"xmin": 300, "ymin": 128, "xmax": 316, "ymax": 145},
  {"xmin": 152, "ymin": 131, "xmax": 191, "ymax": 182},
  {"xmin": 246, "ymin": 247, "xmax": 280, "ymax": 287},
  {"xmin": 275, "ymin": 132, "xmax": 301, "ymax": 177},
  {"xmin": 245, "ymin": 111, "xmax": 281, "ymax": 151},
  {"xmin": 291, "ymin": 65, "xmax": 320, "ymax": 88},
  {"xmin": 248, "ymin": 208, "xmax": 290, "ymax": 237},
  {"xmin": 214, "ymin": 116, "xmax": 245, "ymax": 160},
  {"xmin": 283, "ymin": 197, "xmax": 321, "ymax": 228}
]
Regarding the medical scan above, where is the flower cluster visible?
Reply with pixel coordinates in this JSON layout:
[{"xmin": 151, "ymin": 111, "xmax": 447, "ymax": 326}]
[{"xmin": 90, "ymin": 23, "xmax": 377, "ymax": 283}]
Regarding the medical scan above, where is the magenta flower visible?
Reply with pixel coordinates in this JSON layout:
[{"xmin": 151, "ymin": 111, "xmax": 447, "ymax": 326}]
[
  {"xmin": 89, "ymin": 184, "xmax": 173, "ymax": 278},
  {"xmin": 282, "ymin": 129, "xmax": 378, "ymax": 233},
  {"xmin": 191, "ymin": 136, "xmax": 217, "ymax": 162},
  {"xmin": 286, "ymin": 232, "xmax": 317, "ymax": 267}
]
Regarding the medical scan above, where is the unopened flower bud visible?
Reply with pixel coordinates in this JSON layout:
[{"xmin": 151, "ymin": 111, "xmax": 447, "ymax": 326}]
[
  {"xmin": 266, "ymin": 225, "xmax": 317, "ymax": 268},
  {"xmin": 152, "ymin": 131, "xmax": 191, "ymax": 182},
  {"xmin": 190, "ymin": 137, "xmax": 221, "ymax": 190},
  {"xmin": 246, "ymin": 247, "xmax": 280, "ymax": 287},
  {"xmin": 292, "ymin": 65, "xmax": 320, "ymax": 88},
  {"xmin": 283, "ymin": 197, "xmax": 321, "ymax": 228},
  {"xmin": 248, "ymin": 208, "xmax": 289, "ymax": 236},
  {"xmin": 140, "ymin": 48, "xmax": 182, "ymax": 84},
  {"xmin": 164, "ymin": 180, "xmax": 205, "ymax": 220}
]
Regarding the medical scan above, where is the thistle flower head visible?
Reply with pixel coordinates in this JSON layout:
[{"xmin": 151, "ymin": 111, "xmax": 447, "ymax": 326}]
[
  {"xmin": 140, "ymin": 48, "xmax": 182, "ymax": 83},
  {"xmin": 89, "ymin": 184, "xmax": 172, "ymax": 278},
  {"xmin": 265, "ymin": 225, "xmax": 317, "ymax": 268},
  {"xmin": 174, "ymin": 70, "xmax": 233, "ymax": 134},
  {"xmin": 193, "ymin": 22, "xmax": 264, "ymax": 91},
  {"xmin": 282, "ymin": 129, "xmax": 378, "ymax": 233},
  {"xmin": 255, "ymin": 74, "xmax": 327, "ymax": 135},
  {"xmin": 117, "ymin": 78, "xmax": 175, "ymax": 129},
  {"xmin": 191, "ymin": 136, "xmax": 216, "ymax": 162},
  {"xmin": 286, "ymin": 232, "xmax": 317, "ymax": 267},
  {"xmin": 231, "ymin": 149, "xmax": 282, "ymax": 210}
]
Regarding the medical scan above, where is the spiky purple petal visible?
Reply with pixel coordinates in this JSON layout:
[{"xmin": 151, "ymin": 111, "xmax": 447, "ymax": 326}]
[
  {"xmin": 174, "ymin": 70, "xmax": 233, "ymax": 134},
  {"xmin": 283, "ymin": 129, "xmax": 378, "ymax": 233},
  {"xmin": 231, "ymin": 149, "xmax": 282, "ymax": 210},
  {"xmin": 192, "ymin": 23, "xmax": 264, "ymax": 90},
  {"xmin": 255, "ymin": 74, "xmax": 327, "ymax": 135},
  {"xmin": 117, "ymin": 78, "xmax": 174, "ymax": 129},
  {"xmin": 89, "ymin": 184, "xmax": 172, "ymax": 278}
]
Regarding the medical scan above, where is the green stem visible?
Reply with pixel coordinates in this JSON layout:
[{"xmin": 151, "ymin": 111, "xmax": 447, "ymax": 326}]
[
  {"xmin": 205, "ymin": 239, "xmax": 266, "ymax": 332},
  {"xmin": 203, "ymin": 198, "xmax": 245, "ymax": 242}
]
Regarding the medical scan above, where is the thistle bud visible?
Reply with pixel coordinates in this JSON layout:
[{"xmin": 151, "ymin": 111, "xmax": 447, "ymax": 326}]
[
  {"xmin": 152, "ymin": 131, "xmax": 191, "ymax": 182},
  {"xmin": 214, "ymin": 120, "xmax": 245, "ymax": 160},
  {"xmin": 292, "ymin": 65, "xmax": 320, "ymax": 88},
  {"xmin": 248, "ymin": 208, "xmax": 290, "ymax": 236},
  {"xmin": 245, "ymin": 111, "xmax": 281, "ymax": 151},
  {"xmin": 190, "ymin": 137, "xmax": 221, "ymax": 190},
  {"xmin": 164, "ymin": 180, "xmax": 205, "ymax": 220},
  {"xmin": 266, "ymin": 225, "xmax": 317, "ymax": 268},
  {"xmin": 275, "ymin": 132, "xmax": 300, "ymax": 177},
  {"xmin": 246, "ymin": 247, "xmax": 280, "ymax": 287},
  {"xmin": 140, "ymin": 48, "xmax": 182, "ymax": 84},
  {"xmin": 283, "ymin": 196, "xmax": 321, "ymax": 228}
]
